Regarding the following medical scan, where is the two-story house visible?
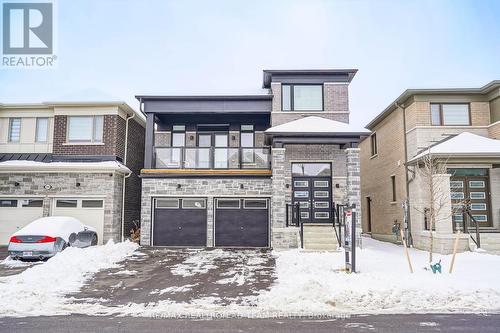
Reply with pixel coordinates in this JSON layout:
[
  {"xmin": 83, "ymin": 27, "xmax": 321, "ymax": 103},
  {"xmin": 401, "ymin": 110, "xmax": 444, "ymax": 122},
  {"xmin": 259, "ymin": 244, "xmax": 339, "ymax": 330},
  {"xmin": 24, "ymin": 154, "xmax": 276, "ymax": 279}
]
[
  {"xmin": 0, "ymin": 101, "xmax": 145, "ymax": 245},
  {"xmin": 360, "ymin": 81, "xmax": 500, "ymax": 253},
  {"xmin": 138, "ymin": 69, "xmax": 369, "ymax": 249}
]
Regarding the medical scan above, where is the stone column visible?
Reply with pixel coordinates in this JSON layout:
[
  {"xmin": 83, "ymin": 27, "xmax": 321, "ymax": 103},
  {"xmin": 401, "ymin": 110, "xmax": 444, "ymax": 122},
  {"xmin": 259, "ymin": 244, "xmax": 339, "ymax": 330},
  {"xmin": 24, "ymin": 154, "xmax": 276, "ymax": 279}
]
[
  {"xmin": 432, "ymin": 173, "xmax": 453, "ymax": 234},
  {"xmin": 271, "ymin": 148, "xmax": 286, "ymax": 229},
  {"xmin": 346, "ymin": 148, "xmax": 361, "ymax": 228}
]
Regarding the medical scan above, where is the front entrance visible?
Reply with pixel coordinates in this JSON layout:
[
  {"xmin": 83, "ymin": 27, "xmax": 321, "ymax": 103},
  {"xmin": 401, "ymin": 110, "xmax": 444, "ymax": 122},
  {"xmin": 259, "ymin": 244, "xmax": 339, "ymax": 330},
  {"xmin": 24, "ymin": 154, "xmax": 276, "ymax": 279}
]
[
  {"xmin": 450, "ymin": 168, "xmax": 492, "ymax": 229},
  {"xmin": 291, "ymin": 163, "xmax": 332, "ymax": 223}
]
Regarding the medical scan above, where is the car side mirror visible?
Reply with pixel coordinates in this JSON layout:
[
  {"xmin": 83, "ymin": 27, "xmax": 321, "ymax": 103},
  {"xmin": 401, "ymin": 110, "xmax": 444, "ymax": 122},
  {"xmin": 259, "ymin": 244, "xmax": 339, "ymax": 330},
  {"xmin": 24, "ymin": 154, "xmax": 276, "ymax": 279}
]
[{"xmin": 69, "ymin": 233, "xmax": 77, "ymax": 245}]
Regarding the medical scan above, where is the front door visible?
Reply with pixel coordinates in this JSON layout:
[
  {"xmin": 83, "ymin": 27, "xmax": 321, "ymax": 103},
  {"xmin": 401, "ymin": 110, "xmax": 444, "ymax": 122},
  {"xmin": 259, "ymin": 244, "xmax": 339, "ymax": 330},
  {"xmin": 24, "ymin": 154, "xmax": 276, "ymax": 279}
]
[
  {"xmin": 450, "ymin": 169, "xmax": 492, "ymax": 229},
  {"xmin": 291, "ymin": 163, "xmax": 332, "ymax": 224}
]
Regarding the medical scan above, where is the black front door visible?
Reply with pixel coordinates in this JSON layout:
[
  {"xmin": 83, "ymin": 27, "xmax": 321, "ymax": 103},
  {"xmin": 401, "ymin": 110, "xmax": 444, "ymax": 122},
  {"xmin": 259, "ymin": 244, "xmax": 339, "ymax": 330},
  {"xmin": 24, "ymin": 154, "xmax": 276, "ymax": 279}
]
[
  {"xmin": 292, "ymin": 176, "xmax": 332, "ymax": 223},
  {"xmin": 153, "ymin": 198, "xmax": 207, "ymax": 246}
]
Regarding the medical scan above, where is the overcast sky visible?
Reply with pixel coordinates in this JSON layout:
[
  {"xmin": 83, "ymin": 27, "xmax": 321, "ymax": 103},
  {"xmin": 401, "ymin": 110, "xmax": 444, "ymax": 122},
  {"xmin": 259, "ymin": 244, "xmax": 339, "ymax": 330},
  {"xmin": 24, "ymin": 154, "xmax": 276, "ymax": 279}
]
[{"xmin": 1, "ymin": 0, "xmax": 499, "ymax": 126}]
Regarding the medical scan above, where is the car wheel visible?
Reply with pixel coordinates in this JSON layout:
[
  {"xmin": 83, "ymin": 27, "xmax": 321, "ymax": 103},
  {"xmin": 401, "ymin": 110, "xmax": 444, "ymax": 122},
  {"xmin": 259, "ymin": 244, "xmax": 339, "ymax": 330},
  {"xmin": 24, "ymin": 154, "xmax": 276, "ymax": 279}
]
[{"xmin": 91, "ymin": 234, "xmax": 98, "ymax": 246}]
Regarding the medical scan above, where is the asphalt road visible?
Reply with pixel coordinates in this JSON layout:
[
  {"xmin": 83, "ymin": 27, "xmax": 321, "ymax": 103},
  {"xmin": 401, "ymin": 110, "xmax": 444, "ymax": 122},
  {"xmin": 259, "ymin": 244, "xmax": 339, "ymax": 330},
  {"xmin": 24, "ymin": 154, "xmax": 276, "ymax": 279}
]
[{"xmin": 1, "ymin": 314, "xmax": 498, "ymax": 332}]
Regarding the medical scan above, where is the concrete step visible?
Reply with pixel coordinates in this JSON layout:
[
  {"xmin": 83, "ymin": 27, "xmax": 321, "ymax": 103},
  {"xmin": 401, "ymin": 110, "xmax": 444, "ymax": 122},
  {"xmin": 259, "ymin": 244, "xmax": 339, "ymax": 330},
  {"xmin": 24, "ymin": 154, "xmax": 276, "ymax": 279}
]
[
  {"xmin": 302, "ymin": 224, "xmax": 339, "ymax": 251},
  {"xmin": 303, "ymin": 243, "xmax": 339, "ymax": 251}
]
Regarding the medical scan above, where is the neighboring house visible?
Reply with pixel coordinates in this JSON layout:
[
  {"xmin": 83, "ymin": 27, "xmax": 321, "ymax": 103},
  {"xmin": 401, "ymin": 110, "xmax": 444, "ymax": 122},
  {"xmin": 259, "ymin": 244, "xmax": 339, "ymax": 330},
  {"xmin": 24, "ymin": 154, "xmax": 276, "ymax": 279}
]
[
  {"xmin": 0, "ymin": 101, "xmax": 145, "ymax": 245},
  {"xmin": 138, "ymin": 69, "xmax": 369, "ymax": 249},
  {"xmin": 360, "ymin": 81, "xmax": 500, "ymax": 253}
]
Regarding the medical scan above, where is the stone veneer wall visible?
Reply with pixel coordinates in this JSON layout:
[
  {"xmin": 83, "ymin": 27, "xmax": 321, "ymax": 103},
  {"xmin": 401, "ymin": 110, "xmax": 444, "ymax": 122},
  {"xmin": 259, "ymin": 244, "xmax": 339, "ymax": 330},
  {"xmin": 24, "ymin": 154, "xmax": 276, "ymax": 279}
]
[
  {"xmin": 140, "ymin": 178, "xmax": 272, "ymax": 247},
  {"xmin": 0, "ymin": 172, "xmax": 124, "ymax": 242}
]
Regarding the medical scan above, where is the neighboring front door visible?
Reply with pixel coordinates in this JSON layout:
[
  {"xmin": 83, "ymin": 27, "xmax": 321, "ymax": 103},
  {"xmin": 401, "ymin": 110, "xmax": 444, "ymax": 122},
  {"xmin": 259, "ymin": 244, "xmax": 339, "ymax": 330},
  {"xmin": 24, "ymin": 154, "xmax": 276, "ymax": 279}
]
[
  {"xmin": 450, "ymin": 169, "xmax": 492, "ymax": 229},
  {"xmin": 291, "ymin": 163, "xmax": 332, "ymax": 223}
]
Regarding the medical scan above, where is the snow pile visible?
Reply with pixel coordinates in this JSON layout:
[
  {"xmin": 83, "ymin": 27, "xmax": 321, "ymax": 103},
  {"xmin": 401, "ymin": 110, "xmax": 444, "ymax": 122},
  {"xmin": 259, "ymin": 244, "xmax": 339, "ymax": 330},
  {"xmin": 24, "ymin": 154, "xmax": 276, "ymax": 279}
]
[
  {"xmin": 150, "ymin": 284, "xmax": 199, "ymax": 295},
  {"xmin": 0, "ymin": 240, "xmax": 138, "ymax": 317},
  {"xmin": 255, "ymin": 237, "xmax": 500, "ymax": 314}
]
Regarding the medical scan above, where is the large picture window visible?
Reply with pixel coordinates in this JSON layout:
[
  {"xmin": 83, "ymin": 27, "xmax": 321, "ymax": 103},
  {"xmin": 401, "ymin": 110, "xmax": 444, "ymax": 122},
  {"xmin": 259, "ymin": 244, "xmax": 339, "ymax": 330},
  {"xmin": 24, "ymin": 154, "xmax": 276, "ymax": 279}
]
[
  {"xmin": 282, "ymin": 84, "xmax": 323, "ymax": 111},
  {"xmin": 67, "ymin": 116, "xmax": 104, "ymax": 143},
  {"xmin": 430, "ymin": 103, "xmax": 470, "ymax": 126}
]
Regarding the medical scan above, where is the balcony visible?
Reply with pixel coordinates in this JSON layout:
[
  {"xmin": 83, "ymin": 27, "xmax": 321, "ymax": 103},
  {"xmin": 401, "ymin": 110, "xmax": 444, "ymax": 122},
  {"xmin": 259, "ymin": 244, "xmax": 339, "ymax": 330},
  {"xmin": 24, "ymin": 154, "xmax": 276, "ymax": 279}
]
[{"xmin": 154, "ymin": 147, "xmax": 271, "ymax": 170}]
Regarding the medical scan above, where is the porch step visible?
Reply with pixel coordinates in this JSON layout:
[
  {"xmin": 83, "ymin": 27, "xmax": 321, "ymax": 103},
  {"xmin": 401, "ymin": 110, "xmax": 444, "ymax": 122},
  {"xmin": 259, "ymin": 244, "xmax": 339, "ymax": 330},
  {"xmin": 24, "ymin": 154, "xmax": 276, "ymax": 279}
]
[
  {"xmin": 468, "ymin": 233, "xmax": 500, "ymax": 252},
  {"xmin": 302, "ymin": 225, "xmax": 339, "ymax": 251}
]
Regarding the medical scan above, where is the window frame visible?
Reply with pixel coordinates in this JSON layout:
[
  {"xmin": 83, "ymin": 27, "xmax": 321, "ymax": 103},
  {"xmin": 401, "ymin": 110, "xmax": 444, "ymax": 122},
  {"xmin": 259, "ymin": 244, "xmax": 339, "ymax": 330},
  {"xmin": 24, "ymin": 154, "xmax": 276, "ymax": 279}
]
[
  {"xmin": 67, "ymin": 116, "xmax": 104, "ymax": 143},
  {"xmin": 35, "ymin": 117, "xmax": 49, "ymax": 143},
  {"xmin": 429, "ymin": 103, "xmax": 471, "ymax": 126},
  {"xmin": 390, "ymin": 175, "xmax": 397, "ymax": 202},
  {"xmin": 281, "ymin": 84, "xmax": 324, "ymax": 111},
  {"xmin": 370, "ymin": 133, "xmax": 378, "ymax": 157},
  {"xmin": 8, "ymin": 118, "xmax": 21, "ymax": 142}
]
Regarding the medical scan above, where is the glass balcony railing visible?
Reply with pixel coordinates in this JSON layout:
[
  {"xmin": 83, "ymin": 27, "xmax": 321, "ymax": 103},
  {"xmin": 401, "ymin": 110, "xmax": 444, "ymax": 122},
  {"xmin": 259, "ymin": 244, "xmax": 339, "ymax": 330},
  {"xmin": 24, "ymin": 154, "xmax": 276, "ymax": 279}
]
[{"xmin": 154, "ymin": 147, "xmax": 271, "ymax": 169}]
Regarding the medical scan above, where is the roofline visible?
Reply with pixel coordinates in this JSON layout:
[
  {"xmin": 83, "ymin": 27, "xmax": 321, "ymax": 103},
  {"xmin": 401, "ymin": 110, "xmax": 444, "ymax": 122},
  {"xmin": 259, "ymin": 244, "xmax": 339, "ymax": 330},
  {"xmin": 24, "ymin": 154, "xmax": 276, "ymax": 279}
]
[
  {"xmin": 407, "ymin": 152, "xmax": 500, "ymax": 165},
  {"xmin": 262, "ymin": 69, "xmax": 358, "ymax": 88},
  {"xmin": 265, "ymin": 131, "xmax": 370, "ymax": 137},
  {"xmin": 366, "ymin": 80, "xmax": 500, "ymax": 129},
  {"xmin": 135, "ymin": 95, "xmax": 273, "ymax": 101},
  {"xmin": 0, "ymin": 101, "xmax": 146, "ymax": 125}
]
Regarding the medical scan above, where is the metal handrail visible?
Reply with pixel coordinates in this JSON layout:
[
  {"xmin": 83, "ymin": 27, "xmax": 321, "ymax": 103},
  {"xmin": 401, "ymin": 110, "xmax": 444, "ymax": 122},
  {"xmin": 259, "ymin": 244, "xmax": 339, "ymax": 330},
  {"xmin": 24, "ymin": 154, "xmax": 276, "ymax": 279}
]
[{"xmin": 462, "ymin": 205, "xmax": 481, "ymax": 248}]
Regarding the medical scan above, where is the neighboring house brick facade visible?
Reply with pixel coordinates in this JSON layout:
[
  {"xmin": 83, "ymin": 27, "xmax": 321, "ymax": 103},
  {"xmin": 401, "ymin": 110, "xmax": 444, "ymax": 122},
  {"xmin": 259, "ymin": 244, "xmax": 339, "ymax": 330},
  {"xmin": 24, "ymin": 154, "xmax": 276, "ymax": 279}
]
[{"xmin": 360, "ymin": 80, "xmax": 500, "ymax": 253}]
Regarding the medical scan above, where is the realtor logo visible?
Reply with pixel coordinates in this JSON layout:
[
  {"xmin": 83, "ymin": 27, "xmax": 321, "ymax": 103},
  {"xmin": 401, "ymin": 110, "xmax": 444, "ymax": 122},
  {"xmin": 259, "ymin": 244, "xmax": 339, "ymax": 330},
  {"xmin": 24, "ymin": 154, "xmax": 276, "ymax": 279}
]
[{"xmin": 1, "ymin": 1, "xmax": 56, "ymax": 68}]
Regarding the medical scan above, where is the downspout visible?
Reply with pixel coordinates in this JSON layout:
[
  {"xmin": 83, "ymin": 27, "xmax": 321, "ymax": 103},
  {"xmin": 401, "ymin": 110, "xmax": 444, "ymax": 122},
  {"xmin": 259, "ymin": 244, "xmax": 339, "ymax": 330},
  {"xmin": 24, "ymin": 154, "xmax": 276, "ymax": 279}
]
[
  {"xmin": 121, "ymin": 110, "xmax": 135, "ymax": 242},
  {"xmin": 395, "ymin": 101, "xmax": 413, "ymax": 246}
]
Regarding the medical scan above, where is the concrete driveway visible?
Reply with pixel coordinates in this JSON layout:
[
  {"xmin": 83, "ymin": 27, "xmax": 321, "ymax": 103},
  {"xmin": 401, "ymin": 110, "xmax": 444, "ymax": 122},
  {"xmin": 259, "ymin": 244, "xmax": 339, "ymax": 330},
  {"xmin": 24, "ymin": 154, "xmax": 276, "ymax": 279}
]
[
  {"xmin": 73, "ymin": 247, "xmax": 276, "ymax": 307},
  {"xmin": 0, "ymin": 246, "xmax": 44, "ymax": 277}
]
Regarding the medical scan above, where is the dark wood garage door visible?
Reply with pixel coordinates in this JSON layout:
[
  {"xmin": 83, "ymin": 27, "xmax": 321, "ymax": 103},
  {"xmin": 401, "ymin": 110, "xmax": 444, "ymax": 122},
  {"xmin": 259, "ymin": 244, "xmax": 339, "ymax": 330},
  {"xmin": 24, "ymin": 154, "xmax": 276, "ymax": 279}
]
[
  {"xmin": 153, "ymin": 198, "xmax": 207, "ymax": 246},
  {"xmin": 214, "ymin": 198, "xmax": 269, "ymax": 248}
]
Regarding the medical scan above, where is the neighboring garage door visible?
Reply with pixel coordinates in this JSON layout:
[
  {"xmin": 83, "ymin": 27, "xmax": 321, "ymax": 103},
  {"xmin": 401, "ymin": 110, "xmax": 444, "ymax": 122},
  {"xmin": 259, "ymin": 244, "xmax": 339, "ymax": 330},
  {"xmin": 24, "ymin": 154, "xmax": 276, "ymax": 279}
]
[
  {"xmin": 52, "ymin": 198, "xmax": 105, "ymax": 245},
  {"xmin": 0, "ymin": 198, "xmax": 44, "ymax": 245},
  {"xmin": 153, "ymin": 198, "xmax": 207, "ymax": 247},
  {"xmin": 214, "ymin": 198, "xmax": 269, "ymax": 248}
]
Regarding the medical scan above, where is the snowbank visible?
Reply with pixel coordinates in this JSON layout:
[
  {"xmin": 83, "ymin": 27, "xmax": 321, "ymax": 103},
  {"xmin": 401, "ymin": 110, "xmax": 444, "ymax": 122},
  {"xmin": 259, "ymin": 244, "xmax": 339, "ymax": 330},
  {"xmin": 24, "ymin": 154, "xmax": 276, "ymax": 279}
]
[{"xmin": 0, "ymin": 241, "xmax": 138, "ymax": 317}]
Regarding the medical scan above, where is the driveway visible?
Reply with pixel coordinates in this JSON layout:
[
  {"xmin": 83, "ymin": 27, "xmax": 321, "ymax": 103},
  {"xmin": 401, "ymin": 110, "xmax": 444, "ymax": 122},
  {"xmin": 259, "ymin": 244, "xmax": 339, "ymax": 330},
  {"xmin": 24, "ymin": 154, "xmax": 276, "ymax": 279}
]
[
  {"xmin": 73, "ymin": 247, "xmax": 276, "ymax": 307},
  {"xmin": 0, "ymin": 246, "xmax": 43, "ymax": 277}
]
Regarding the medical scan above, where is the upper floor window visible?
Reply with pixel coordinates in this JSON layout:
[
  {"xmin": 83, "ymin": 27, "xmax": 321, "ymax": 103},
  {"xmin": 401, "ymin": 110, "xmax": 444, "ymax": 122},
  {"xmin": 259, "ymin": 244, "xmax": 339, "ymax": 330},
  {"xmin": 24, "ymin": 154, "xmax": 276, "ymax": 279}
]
[
  {"xmin": 171, "ymin": 125, "xmax": 186, "ymax": 147},
  {"xmin": 36, "ymin": 118, "xmax": 49, "ymax": 142},
  {"xmin": 370, "ymin": 133, "xmax": 378, "ymax": 156},
  {"xmin": 240, "ymin": 125, "xmax": 254, "ymax": 147},
  {"xmin": 391, "ymin": 175, "xmax": 396, "ymax": 202},
  {"xmin": 8, "ymin": 118, "xmax": 21, "ymax": 142},
  {"xmin": 282, "ymin": 84, "xmax": 323, "ymax": 111},
  {"xmin": 67, "ymin": 116, "xmax": 104, "ymax": 143},
  {"xmin": 430, "ymin": 103, "xmax": 470, "ymax": 126}
]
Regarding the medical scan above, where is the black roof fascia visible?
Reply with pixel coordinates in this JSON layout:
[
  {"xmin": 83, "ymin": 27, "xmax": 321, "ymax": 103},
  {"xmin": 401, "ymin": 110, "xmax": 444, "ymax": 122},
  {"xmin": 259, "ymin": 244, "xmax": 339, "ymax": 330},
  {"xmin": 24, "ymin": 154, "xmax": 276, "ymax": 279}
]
[{"xmin": 262, "ymin": 69, "xmax": 358, "ymax": 88}]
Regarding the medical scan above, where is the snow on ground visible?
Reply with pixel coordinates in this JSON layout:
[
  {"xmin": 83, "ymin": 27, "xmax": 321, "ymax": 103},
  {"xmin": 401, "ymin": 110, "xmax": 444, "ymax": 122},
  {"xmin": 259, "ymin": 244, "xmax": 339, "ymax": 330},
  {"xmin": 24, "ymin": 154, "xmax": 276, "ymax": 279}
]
[
  {"xmin": 0, "ymin": 241, "xmax": 138, "ymax": 317},
  {"xmin": 0, "ymin": 257, "xmax": 44, "ymax": 269},
  {"xmin": 150, "ymin": 284, "xmax": 199, "ymax": 295},
  {"xmin": 109, "ymin": 269, "xmax": 138, "ymax": 276},
  {"xmin": 105, "ymin": 237, "xmax": 500, "ymax": 317}
]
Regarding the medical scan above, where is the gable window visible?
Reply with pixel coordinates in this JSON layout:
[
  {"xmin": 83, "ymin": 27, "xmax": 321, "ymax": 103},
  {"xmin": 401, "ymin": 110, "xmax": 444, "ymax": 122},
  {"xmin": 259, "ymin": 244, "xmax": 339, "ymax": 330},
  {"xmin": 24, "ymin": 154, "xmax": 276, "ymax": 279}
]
[
  {"xmin": 67, "ymin": 116, "xmax": 104, "ymax": 143},
  {"xmin": 36, "ymin": 117, "xmax": 49, "ymax": 142},
  {"xmin": 391, "ymin": 175, "xmax": 396, "ymax": 202},
  {"xmin": 282, "ymin": 84, "xmax": 323, "ymax": 111},
  {"xmin": 8, "ymin": 118, "xmax": 21, "ymax": 142},
  {"xmin": 430, "ymin": 103, "xmax": 470, "ymax": 126},
  {"xmin": 370, "ymin": 133, "xmax": 378, "ymax": 156}
]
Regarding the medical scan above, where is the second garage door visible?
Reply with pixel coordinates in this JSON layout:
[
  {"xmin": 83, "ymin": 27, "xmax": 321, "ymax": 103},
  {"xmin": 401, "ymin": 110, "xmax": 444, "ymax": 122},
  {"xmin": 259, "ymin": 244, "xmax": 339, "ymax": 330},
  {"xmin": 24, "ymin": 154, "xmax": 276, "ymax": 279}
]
[
  {"xmin": 153, "ymin": 198, "xmax": 207, "ymax": 247},
  {"xmin": 214, "ymin": 198, "xmax": 269, "ymax": 248}
]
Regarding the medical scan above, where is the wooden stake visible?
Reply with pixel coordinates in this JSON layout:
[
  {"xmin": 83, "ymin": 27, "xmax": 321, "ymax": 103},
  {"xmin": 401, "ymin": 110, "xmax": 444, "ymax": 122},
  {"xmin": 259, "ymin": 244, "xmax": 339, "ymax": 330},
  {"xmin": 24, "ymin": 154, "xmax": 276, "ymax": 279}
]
[
  {"xmin": 400, "ymin": 229, "xmax": 413, "ymax": 273},
  {"xmin": 449, "ymin": 231, "xmax": 461, "ymax": 274}
]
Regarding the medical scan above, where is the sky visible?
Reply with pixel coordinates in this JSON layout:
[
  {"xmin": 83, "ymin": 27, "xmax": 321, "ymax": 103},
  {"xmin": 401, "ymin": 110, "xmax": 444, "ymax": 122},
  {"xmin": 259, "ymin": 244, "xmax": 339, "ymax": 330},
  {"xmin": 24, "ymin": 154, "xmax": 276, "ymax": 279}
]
[{"xmin": 0, "ymin": 0, "xmax": 499, "ymax": 127}]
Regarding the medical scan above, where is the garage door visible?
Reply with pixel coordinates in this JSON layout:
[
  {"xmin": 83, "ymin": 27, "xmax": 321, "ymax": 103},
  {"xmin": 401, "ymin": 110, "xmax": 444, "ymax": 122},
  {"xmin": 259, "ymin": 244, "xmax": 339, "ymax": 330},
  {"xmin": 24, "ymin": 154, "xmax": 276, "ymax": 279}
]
[
  {"xmin": 0, "ymin": 198, "xmax": 44, "ymax": 245},
  {"xmin": 153, "ymin": 198, "xmax": 207, "ymax": 247},
  {"xmin": 214, "ymin": 198, "xmax": 269, "ymax": 248},
  {"xmin": 52, "ymin": 198, "xmax": 105, "ymax": 245}
]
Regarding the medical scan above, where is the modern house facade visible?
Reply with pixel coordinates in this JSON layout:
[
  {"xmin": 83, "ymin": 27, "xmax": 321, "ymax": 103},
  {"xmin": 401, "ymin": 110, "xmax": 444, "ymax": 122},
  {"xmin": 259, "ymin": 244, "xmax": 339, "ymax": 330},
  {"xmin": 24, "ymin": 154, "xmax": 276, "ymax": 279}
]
[
  {"xmin": 138, "ymin": 69, "xmax": 369, "ymax": 249},
  {"xmin": 0, "ymin": 101, "xmax": 145, "ymax": 245},
  {"xmin": 360, "ymin": 81, "xmax": 500, "ymax": 253}
]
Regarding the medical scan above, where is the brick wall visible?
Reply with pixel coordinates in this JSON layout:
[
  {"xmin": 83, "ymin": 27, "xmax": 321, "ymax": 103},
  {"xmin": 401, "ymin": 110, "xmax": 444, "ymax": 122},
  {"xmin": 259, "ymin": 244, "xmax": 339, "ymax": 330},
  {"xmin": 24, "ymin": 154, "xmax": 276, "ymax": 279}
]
[
  {"xmin": 53, "ymin": 115, "xmax": 125, "ymax": 158},
  {"xmin": 123, "ymin": 118, "xmax": 145, "ymax": 237},
  {"xmin": 470, "ymin": 102, "xmax": 491, "ymax": 126},
  {"xmin": 360, "ymin": 109, "xmax": 406, "ymax": 241},
  {"xmin": 489, "ymin": 122, "xmax": 500, "ymax": 139}
]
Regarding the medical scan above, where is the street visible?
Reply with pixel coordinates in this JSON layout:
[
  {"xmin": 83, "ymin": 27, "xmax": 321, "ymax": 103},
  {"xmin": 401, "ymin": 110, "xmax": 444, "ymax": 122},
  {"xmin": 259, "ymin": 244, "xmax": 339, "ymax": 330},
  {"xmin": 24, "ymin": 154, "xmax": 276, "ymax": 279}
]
[{"xmin": 1, "ymin": 314, "xmax": 498, "ymax": 332}]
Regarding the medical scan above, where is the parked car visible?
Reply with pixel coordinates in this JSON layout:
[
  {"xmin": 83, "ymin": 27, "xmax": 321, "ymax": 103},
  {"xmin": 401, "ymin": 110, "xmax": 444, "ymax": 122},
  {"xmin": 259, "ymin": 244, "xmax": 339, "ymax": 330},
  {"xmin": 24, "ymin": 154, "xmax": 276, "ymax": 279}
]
[{"xmin": 8, "ymin": 216, "xmax": 98, "ymax": 260}]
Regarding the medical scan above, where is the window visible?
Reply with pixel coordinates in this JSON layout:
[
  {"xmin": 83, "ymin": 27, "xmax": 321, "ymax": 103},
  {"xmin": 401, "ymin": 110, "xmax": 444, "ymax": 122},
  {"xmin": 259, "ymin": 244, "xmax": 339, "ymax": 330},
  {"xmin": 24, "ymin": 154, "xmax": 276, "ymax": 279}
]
[
  {"xmin": 171, "ymin": 132, "xmax": 185, "ymax": 147},
  {"xmin": 294, "ymin": 180, "xmax": 309, "ymax": 188},
  {"xmin": 370, "ymin": 133, "xmax": 378, "ymax": 156},
  {"xmin": 314, "ymin": 191, "xmax": 329, "ymax": 198},
  {"xmin": 300, "ymin": 212, "xmax": 310, "ymax": 219},
  {"xmin": 8, "ymin": 118, "xmax": 21, "ymax": 142},
  {"xmin": 56, "ymin": 199, "xmax": 78, "ymax": 208},
  {"xmin": 282, "ymin": 84, "xmax": 323, "ymax": 111},
  {"xmin": 240, "ymin": 127, "xmax": 254, "ymax": 147},
  {"xmin": 82, "ymin": 200, "xmax": 104, "ymax": 208},
  {"xmin": 391, "ymin": 175, "xmax": 396, "ymax": 202},
  {"xmin": 156, "ymin": 199, "xmax": 179, "ymax": 209},
  {"xmin": 315, "ymin": 212, "xmax": 330, "ymax": 219},
  {"xmin": 292, "ymin": 163, "xmax": 331, "ymax": 176},
  {"xmin": 314, "ymin": 181, "xmax": 329, "ymax": 188},
  {"xmin": 430, "ymin": 104, "xmax": 470, "ymax": 126},
  {"xmin": 0, "ymin": 199, "xmax": 18, "ymax": 207},
  {"xmin": 68, "ymin": 116, "xmax": 104, "ymax": 143},
  {"xmin": 314, "ymin": 202, "xmax": 329, "ymax": 208},
  {"xmin": 36, "ymin": 118, "xmax": 49, "ymax": 142},
  {"xmin": 294, "ymin": 191, "xmax": 309, "ymax": 198},
  {"xmin": 243, "ymin": 199, "xmax": 267, "ymax": 209},
  {"xmin": 217, "ymin": 199, "xmax": 240, "ymax": 209},
  {"xmin": 21, "ymin": 199, "xmax": 43, "ymax": 207},
  {"xmin": 182, "ymin": 198, "xmax": 206, "ymax": 209},
  {"xmin": 299, "ymin": 202, "xmax": 309, "ymax": 208}
]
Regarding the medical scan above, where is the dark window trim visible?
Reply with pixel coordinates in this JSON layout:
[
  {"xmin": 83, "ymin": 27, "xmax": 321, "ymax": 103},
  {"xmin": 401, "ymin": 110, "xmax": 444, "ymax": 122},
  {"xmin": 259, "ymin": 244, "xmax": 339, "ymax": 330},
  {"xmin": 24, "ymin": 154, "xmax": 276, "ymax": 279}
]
[
  {"xmin": 391, "ymin": 175, "xmax": 396, "ymax": 202},
  {"xmin": 281, "ymin": 83, "xmax": 324, "ymax": 111},
  {"xmin": 429, "ymin": 103, "xmax": 471, "ymax": 126},
  {"xmin": 240, "ymin": 125, "xmax": 255, "ymax": 148},
  {"xmin": 370, "ymin": 132, "xmax": 378, "ymax": 157}
]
